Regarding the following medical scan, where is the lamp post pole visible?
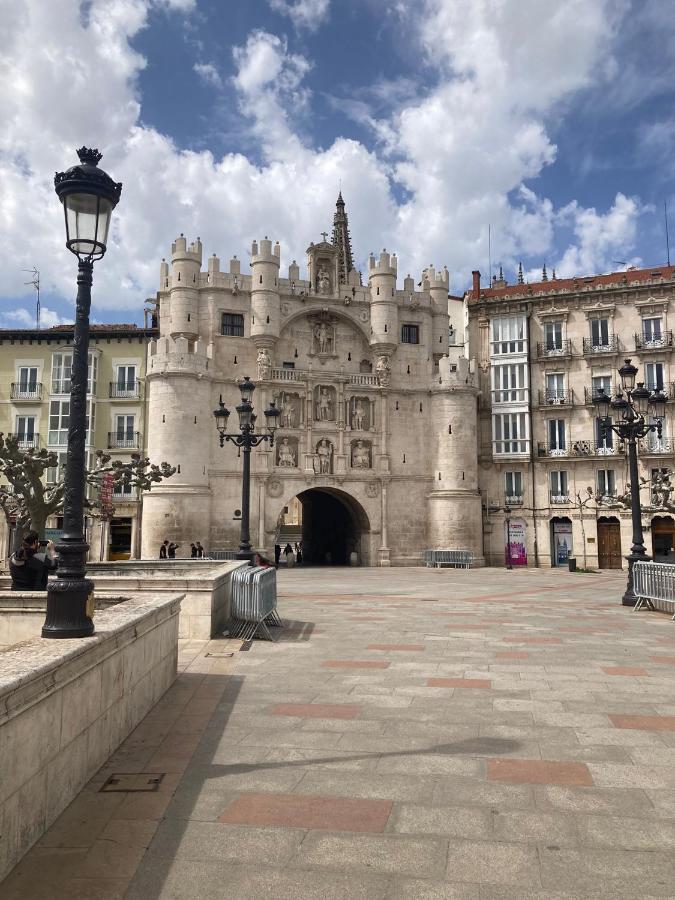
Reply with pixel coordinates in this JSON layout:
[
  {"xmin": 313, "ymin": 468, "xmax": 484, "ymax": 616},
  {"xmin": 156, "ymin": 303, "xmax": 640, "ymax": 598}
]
[
  {"xmin": 593, "ymin": 359, "xmax": 667, "ymax": 606},
  {"xmin": 214, "ymin": 377, "xmax": 280, "ymax": 562},
  {"xmin": 504, "ymin": 504, "xmax": 513, "ymax": 570},
  {"xmin": 42, "ymin": 148, "xmax": 121, "ymax": 638}
]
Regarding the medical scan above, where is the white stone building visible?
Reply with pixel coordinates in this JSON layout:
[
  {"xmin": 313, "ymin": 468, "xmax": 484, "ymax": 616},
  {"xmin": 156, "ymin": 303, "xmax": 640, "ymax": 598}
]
[{"xmin": 141, "ymin": 196, "xmax": 483, "ymax": 565}]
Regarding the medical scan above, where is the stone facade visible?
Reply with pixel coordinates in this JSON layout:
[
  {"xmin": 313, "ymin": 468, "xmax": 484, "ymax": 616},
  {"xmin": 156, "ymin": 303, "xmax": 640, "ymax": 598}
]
[
  {"xmin": 140, "ymin": 197, "xmax": 483, "ymax": 566},
  {"xmin": 468, "ymin": 264, "xmax": 675, "ymax": 569}
]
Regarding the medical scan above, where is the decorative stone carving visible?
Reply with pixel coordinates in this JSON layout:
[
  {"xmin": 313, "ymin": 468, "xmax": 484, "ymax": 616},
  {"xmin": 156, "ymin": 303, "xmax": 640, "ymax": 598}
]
[
  {"xmin": 376, "ymin": 355, "xmax": 391, "ymax": 387},
  {"xmin": 365, "ymin": 482, "xmax": 379, "ymax": 498},
  {"xmin": 277, "ymin": 437, "xmax": 298, "ymax": 468},
  {"xmin": 267, "ymin": 479, "xmax": 283, "ymax": 497},
  {"xmin": 351, "ymin": 440, "xmax": 372, "ymax": 469},
  {"xmin": 349, "ymin": 397, "xmax": 369, "ymax": 431},
  {"xmin": 278, "ymin": 392, "xmax": 300, "ymax": 428},
  {"xmin": 313, "ymin": 321, "xmax": 334, "ymax": 354},
  {"xmin": 313, "ymin": 438, "xmax": 334, "ymax": 474},
  {"xmin": 256, "ymin": 347, "xmax": 271, "ymax": 380},
  {"xmin": 314, "ymin": 385, "xmax": 336, "ymax": 422},
  {"xmin": 317, "ymin": 267, "xmax": 331, "ymax": 295},
  {"xmin": 359, "ymin": 308, "xmax": 369, "ymax": 322}
]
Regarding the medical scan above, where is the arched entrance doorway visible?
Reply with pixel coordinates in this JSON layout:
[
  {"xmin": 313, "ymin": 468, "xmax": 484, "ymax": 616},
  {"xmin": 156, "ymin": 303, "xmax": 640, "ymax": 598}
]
[
  {"xmin": 652, "ymin": 515, "xmax": 675, "ymax": 562},
  {"xmin": 597, "ymin": 516, "xmax": 622, "ymax": 569},
  {"xmin": 277, "ymin": 488, "xmax": 370, "ymax": 565}
]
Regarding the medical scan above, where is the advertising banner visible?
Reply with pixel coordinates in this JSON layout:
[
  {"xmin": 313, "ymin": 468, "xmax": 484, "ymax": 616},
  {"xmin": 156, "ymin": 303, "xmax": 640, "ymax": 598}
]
[{"xmin": 505, "ymin": 518, "xmax": 527, "ymax": 566}]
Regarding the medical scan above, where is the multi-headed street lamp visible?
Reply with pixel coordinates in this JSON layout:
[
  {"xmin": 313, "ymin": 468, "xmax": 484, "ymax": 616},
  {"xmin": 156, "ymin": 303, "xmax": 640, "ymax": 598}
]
[
  {"xmin": 213, "ymin": 376, "xmax": 280, "ymax": 561},
  {"xmin": 504, "ymin": 503, "xmax": 513, "ymax": 570},
  {"xmin": 42, "ymin": 149, "xmax": 122, "ymax": 638},
  {"xmin": 593, "ymin": 359, "xmax": 667, "ymax": 606}
]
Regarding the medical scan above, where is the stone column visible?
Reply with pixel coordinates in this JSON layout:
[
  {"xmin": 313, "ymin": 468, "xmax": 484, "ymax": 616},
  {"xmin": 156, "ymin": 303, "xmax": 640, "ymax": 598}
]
[{"xmin": 379, "ymin": 481, "xmax": 391, "ymax": 566}]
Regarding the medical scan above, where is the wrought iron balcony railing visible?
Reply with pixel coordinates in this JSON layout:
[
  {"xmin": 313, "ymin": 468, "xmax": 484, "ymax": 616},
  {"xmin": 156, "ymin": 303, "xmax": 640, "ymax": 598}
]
[
  {"xmin": 537, "ymin": 339, "xmax": 572, "ymax": 359},
  {"xmin": 109, "ymin": 381, "xmax": 141, "ymax": 399},
  {"xmin": 549, "ymin": 492, "xmax": 571, "ymax": 504},
  {"xmin": 505, "ymin": 494, "xmax": 524, "ymax": 506},
  {"xmin": 582, "ymin": 335, "xmax": 619, "ymax": 355},
  {"xmin": 10, "ymin": 382, "xmax": 42, "ymax": 401},
  {"xmin": 584, "ymin": 385, "xmax": 621, "ymax": 405},
  {"xmin": 538, "ymin": 389, "xmax": 574, "ymax": 407},
  {"xmin": 11, "ymin": 433, "xmax": 39, "ymax": 449},
  {"xmin": 107, "ymin": 431, "xmax": 142, "ymax": 449},
  {"xmin": 640, "ymin": 437, "xmax": 675, "ymax": 454},
  {"xmin": 635, "ymin": 330, "xmax": 673, "ymax": 351}
]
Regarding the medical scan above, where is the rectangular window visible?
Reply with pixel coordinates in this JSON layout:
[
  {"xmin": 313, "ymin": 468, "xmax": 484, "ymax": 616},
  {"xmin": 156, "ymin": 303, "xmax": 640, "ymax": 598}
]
[
  {"xmin": 113, "ymin": 480, "xmax": 133, "ymax": 498},
  {"xmin": 282, "ymin": 361, "xmax": 295, "ymax": 369},
  {"xmin": 550, "ymin": 470, "xmax": 568, "ymax": 498},
  {"xmin": 18, "ymin": 366, "xmax": 38, "ymax": 391},
  {"xmin": 595, "ymin": 417, "xmax": 614, "ymax": 450},
  {"xmin": 647, "ymin": 415, "xmax": 668, "ymax": 451},
  {"xmin": 221, "ymin": 313, "xmax": 245, "ymax": 336},
  {"xmin": 46, "ymin": 451, "xmax": 67, "ymax": 485},
  {"xmin": 48, "ymin": 400, "xmax": 69, "ymax": 445},
  {"xmin": 591, "ymin": 318, "xmax": 610, "ymax": 347},
  {"xmin": 643, "ymin": 317, "xmax": 663, "ymax": 343},
  {"xmin": 401, "ymin": 324, "xmax": 419, "ymax": 344},
  {"xmin": 116, "ymin": 414, "xmax": 135, "ymax": 440},
  {"xmin": 544, "ymin": 321, "xmax": 563, "ymax": 351},
  {"xmin": 548, "ymin": 419, "xmax": 566, "ymax": 453},
  {"xmin": 15, "ymin": 415, "xmax": 36, "ymax": 445},
  {"xmin": 116, "ymin": 365, "xmax": 136, "ymax": 394},
  {"xmin": 88, "ymin": 353, "xmax": 98, "ymax": 395},
  {"xmin": 490, "ymin": 315, "xmax": 526, "ymax": 355},
  {"xmin": 505, "ymin": 471, "xmax": 523, "ymax": 501},
  {"xmin": 493, "ymin": 412, "xmax": 528, "ymax": 455},
  {"xmin": 545, "ymin": 373, "xmax": 565, "ymax": 403},
  {"xmin": 645, "ymin": 362, "xmax": 664, "ymax": 391},
  {"xmin": 51, "ymin": 352, "xmax": 96, "ymax": 394},
  {"xmin": 492, "ymin": 362, "xmax": 527, "ymax": 403},
  {"xmin": 597, "ymin": 469, "xmax": 616, "ymax": 497}
]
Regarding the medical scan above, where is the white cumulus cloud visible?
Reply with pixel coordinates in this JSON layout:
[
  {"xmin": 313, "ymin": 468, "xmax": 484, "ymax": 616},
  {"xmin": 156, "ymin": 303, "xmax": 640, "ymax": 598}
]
[
  {"xmin": 267, "ymin": 0, "xmax": 330, "ymax": 32},
  {"xmin": 193, "ymin": 62, "xmax": 223, "ymax": 89}
]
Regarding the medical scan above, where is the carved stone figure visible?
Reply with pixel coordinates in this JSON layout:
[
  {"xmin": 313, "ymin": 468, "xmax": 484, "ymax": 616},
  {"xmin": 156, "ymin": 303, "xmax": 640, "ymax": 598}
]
[
  {"xmin": 376, "ymin": 355, "xmax": 391, "ymax": 387},
  {"xmin": 313, "ymin": 322, "xmax": 333, "ymax": 354},
  {"xmin": 352, "ymin": 440, "xmax": 371, "ymax": 469},
  {"xmin": 256, "ymin": 348, "xmax": 271, "ymax": 380},
  {"xmin": 277, "ymin": 437, "xmax": 296, "ymax": 468},
  {"xmin": 315, "ymin": 386, "xmax": 334, "ymax": 421},
  {"xmin": 351, "ymin": 399, "xmax": 366, "ymax": 430},
  {"xmin": 317, "ymin": 267, "xmax": 331, "ymax": 295},
  {"xmin": 281, "ymin": 396, "xmax": 295, "ymax": 428},
  {"xmin": 314, "ymin": 438, "xmax": 333, "ymax": 474}
]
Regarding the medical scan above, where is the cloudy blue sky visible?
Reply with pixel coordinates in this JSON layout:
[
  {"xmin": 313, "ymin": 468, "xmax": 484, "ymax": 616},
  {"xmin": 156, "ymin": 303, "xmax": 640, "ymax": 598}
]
[{"xmin": 1, "ymin": 0, "xmax": 674, "ymax": 327}]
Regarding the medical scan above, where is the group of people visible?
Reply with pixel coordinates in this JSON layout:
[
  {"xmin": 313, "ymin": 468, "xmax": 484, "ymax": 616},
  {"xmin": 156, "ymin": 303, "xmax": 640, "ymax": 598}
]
[
  {"xmin": 274, "ymin": 542, "xmax": 303, "ymax": 567},
  {"xmin": 159, "ymin": 540, "xmax": 206, "ymax": 559}
]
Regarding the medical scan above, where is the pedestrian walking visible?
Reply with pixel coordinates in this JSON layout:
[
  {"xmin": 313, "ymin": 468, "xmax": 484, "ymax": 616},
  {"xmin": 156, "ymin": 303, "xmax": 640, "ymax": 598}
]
[
  {"xmin": 274, "ymin": 544, "xmax": 281, "ymax": 567},
  {"xmin": 159, "ymin": 539, "xmax": 169, "ymax": 559},
  {"xmin": 296, "ymin": 544, "xmax": 303, "ymax": 565},
  {"xmin": 168, "ymin": 542, "xmax": 179, "ymax": 559},
  {"xmin": 284, "ymin": 542, "xmax": 295, "ymax": 567}
]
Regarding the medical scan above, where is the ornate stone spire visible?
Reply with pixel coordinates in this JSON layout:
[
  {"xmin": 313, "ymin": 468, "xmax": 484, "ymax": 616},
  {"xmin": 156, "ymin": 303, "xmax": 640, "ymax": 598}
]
[
  {"xmin": 332, "ymin": 191, "xmax": 354, "ymax": 284},
  {"xmin": 542, "ymin": 263, "xmax": 548, "ymax": 282},
  {"xmin": 517, "ymin": 261, "xmax": 524, "ymax": 284}
]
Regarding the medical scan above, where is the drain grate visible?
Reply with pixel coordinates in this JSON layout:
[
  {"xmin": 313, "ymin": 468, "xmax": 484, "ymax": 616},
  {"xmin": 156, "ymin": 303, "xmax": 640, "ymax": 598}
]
[
  {"xmin": 100, "ymin": 773, "xmax": 165, "ymax": 793},
  {"xmin": 205, "ymin": 651, "xmax": 234, "ymax": 658}
]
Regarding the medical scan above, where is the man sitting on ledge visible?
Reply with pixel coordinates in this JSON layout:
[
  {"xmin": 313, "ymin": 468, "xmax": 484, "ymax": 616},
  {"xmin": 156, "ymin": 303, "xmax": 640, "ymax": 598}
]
[{"xmin": 9, "ymin": 531, "xmax": 58, "ymax": 590}]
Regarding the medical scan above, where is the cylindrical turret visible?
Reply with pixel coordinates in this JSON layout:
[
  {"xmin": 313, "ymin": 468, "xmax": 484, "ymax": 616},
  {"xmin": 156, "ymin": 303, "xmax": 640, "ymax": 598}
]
[
  {"xmin": 250, "ymin": 237, "xmax": 281, "ymax": 343},
  {"xmin": 427, "ymin": 266, "xmax": 450, "ymax": 355},
  {"xmin": 369, "ymin": 249, "xmax": 398, "ymax": 351},
  {"xmin": 169, "ymin": 234, "xmax": 202, "ymax": 339},
  {"xmin": 427, "ymin": 356, "xmax": 484, "ymax": 564}
]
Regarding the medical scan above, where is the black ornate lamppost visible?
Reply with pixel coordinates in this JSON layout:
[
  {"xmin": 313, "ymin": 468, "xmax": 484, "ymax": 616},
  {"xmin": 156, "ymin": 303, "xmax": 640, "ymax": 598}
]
[
  {"xmin": 42, "ymin": 148, "xmax": 122, "ymax": 638},
  {"xmin": 213, "ymin": 377, "xmax": 280, "ymax": 562},
  {"xmin": 504, "ymin": 504, "xmax": 513, "ymax": 570},
  {"xmin": 594, "ymin": 359, "xmax": 667, "ymax": 606}
]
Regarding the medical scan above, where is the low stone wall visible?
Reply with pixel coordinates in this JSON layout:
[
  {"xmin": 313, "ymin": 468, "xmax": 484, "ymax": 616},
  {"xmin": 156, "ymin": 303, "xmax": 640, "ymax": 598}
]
[
  {"xmin": 0, "ymin": 594, "xmax": 123, "ymax": 648},
  {"xmin": 0, "ymin": 590, "xmax": 182, "ymax": 882},
  {"xmin": 0, "ymin": 559, "xmax": 245, "ymax": 640}
]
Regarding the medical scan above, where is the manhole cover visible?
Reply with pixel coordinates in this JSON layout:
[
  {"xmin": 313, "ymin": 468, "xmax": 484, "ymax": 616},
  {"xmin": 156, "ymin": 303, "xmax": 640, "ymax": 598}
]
[{"xmin": 100, "ymin": 773, "xmax": 165, "ymax": 793}]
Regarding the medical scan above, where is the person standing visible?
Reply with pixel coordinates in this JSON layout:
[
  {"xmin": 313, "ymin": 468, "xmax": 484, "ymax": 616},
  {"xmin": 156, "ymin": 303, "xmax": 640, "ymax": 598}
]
[
  {"xmin": 10, "ymin": 531, "xmax": 58, "ymax": 590},
  {"xmin": 284, "ymin": 543, "xmax": 295, "ymax": 567},
  {"xmin": 159, "ymin": 539, "xmax": 169, "ymax": 559},
  {"xmin": 168, "ymin": 542, "xmax": 179, "ymax": 559},
  {"xmin": 296, "ymin": 543, "xmax": 303, "ymax": 566},
  {"xmin": 274, "ymin": 544, "xmax": 281, "ymax": 568},
  {"xmin": 190, "ymin": 543, "xmax": 198, "ymax": 558},
  {"xmin": 196, "ymin": 541, "xmax": 204, "ymax": 558}
]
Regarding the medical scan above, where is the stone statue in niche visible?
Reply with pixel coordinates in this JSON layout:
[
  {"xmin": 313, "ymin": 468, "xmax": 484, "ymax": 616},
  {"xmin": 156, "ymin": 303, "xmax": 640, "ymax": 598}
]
[
  {"xmin": 317, "ymin": 267, "xmax": 331, "ymax": 295},
  {"xmin": 315, "ymin": 385, "xmax": 336, "ymax": 421},
  {"xmin": 350, "ymin": 397, "xmax": 368, "ymax": 431},
  {"xmin": 376, "ymin": 355, "xmax": 391, "ymax": 387},
  {"xmin": 313, "ymin": 321, "xmax": 334, "ymax": 354},
  {"xmin": 277, "ymin": 437, "xmax": 297, "ymax": 468},
  {"xmin": 280, "ymin": 394, "xmax": 297, "ymax": 428},
  {"xmin": 351, "ymin": 440, "xmax": 371, "ymax": 469},
  {"xmin": 256, "ymin": 347, "xmax": 271, "ymax": 380},
  {"xmin": 314, "ymin": 438, "xmax": 334, "ymax": 474}
]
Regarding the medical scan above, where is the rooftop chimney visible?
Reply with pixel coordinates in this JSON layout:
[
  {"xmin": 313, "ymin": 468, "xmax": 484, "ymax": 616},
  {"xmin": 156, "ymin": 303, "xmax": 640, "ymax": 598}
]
[{"xmin": 472, "ymin": 270, "xmax": 481, "ymax": 296}]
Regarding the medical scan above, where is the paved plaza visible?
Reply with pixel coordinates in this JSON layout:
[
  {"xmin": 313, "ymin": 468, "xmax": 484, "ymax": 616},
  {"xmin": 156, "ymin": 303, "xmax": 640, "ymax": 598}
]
[{"xmin": 3, "ymin": 566, "xmax": 675, "ymax": 898}]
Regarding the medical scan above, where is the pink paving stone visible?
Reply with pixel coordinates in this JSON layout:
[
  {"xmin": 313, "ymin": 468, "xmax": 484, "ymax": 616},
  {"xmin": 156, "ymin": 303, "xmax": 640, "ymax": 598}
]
[
  {"xmin": 650, "ymin": 656, "xmax": 675, "ymax": 665},
  {"xmin": 487, "ymin": 758, "xmax": 594, "ymax": 787},
  {"xmin": 601, "ymin": 667, "xmax": 649, "ymax": 676},
  {"xmin": 219, "ymin": 793, "xmax": 393, "ymax": 832},
  {"xmin": 609, "ymin": 714, "xmax": 675, "ymax": 732},
  {"xmin": 446, "ymin": 624, "xmax": 486, "ymax": 630},
  {"xmin": 503, "ymin": 636, "xmax": 562, "ymax": 644},
  {"xmin": 656, "ymin": 637, "xmax": 675, "ymax": 645},
  {"xmin": 271, "ymin": 703, "xmax": 361, "ymax": 719},
  {"xmin": 321, "ymin": 660, "xmax": 390, "ymax": 669},
  {"xmin": 427, "ymin": 678, "xmax": 492, "ymax": 689},
  {"xmin": 367, "ymin": 643, "xmax": 426, "ymax": 651},
  {"xmin": 495, "ymin": 651, "xmax": 529, "ymax": 660}
]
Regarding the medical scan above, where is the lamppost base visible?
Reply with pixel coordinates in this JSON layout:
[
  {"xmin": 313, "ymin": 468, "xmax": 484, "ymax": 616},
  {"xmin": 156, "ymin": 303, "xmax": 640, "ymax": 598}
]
[
  {"xmin": 42, "ymin": 578, "xmax": 95, "ymax": 639},
  {"xmin": 236, "ymin": 550, "xmax": 255, "ymax": 564},
  {"xmin": 621, "ymin": 589, "xmax": 638, "ymax": 607}
]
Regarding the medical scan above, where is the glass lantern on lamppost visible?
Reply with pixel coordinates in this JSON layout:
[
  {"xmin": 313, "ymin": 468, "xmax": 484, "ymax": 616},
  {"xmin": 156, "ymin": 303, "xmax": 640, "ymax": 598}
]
[
  {"xmin": 214, "ymin": 376, "xmax": 280, "ymax": 562},
  {"xmin": 593, "ymin": 360, "xmax": 668, "ymax": 605},
  {"xmin": 42, "ymin": 149, "xmax": 122, "ymax": 639}
]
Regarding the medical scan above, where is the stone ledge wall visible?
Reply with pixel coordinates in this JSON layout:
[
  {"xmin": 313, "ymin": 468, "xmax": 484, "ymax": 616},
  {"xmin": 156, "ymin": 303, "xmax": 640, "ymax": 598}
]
[{"xmin": 0, "ymin": 590, "xmax": 183, "ymax": 882}]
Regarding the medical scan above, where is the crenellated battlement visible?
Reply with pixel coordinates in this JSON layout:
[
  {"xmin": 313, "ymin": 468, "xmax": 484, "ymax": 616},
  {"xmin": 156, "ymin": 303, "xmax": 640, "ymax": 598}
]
[
  {"xmin": 172, "ymin": 234, "xmax": 202, "ymax": 264},
  {"xmin": 425, "ymin": 266, "xmax": 450, "ymax": 290},
  {"xmin": 436, "ymin": 354, "xmax": 475, "ymax": 388},
  {"xmin": 368, "ymin": 249, "xmax": 398, "ymax": 277},
  {"xmin": 251, "ymin": 237, "xmax": 281, "ymax": 266},
  {"xmin": 147, "ymin": 335, "xmax": 211, "ymax": 376}
]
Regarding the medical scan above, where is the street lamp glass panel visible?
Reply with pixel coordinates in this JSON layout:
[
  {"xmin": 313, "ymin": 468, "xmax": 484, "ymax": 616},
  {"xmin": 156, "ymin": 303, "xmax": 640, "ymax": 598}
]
[
  {"xmin": 264, "ymin": 400, "xmax": 280, "ymax": 434},
  {"xmin": 237, "ymin": 401, "xmax": 253, "ymax": 429},
  {"xmin": 64, "ymin": 193, "xmax": 113, "ymax": 260},
  {"xmin": 238, "ymin": 377, "xmax": 255, "ymax": 404},
  {"xmin": 618, "ymin": 359, "xmax": 638, "ymax": 391},
  {"xmin": 213, "ymin": 396, "xmax": 230, "ymax": 433},
  {"xmin": 610, "ymin": 393, "xmax": 629, "ymax": 421},
  {"xmin": 631, "ymin": 383, "xmax": 651, "ymax": 417},
  {"xmin": 650, "ymin": 390, "xmax": 668, "ymax": 420},
  {"xmin": 592, "ymin": 388, "xmax": 610, "ymax": 420}
]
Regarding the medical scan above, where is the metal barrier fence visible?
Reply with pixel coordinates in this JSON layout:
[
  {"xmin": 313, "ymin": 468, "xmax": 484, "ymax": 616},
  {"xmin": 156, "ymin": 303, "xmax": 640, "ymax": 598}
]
[
  {"xmin": 633, "ymin": 561, "xmax": 675, "ymax": 619},
  {"xmin": 423, "ymin": 549, "xmax": 473, "ymax": 569},
  {"xmin": 208, "ymin": 550, "xmax": 240, "ymax": 560},
  {"xmin": 227, "ymin": 565, "xmax": 281, "ymax": 640}
]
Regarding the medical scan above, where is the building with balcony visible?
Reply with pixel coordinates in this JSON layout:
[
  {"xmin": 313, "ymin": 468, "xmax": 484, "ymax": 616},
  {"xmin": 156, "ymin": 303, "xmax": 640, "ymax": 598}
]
[
  {"xmin": 468, "ymin": 263, "xmax": 675, "ymax": 569},
  {"xmin": 0, "ymin": 323, "xmax": 156, "ymax": 560}
]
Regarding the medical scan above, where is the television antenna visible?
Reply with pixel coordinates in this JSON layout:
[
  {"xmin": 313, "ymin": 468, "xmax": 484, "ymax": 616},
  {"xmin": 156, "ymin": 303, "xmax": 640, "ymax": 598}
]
[{"xmin": 22, "ymin": 267, "xmax": 40, "ymax": 329}]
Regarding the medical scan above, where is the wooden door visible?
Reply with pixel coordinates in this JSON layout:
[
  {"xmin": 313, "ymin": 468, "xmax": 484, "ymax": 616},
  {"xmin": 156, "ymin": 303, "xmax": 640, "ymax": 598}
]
[{"xmin": 598, "ymin": 521, "xmax": 622, "ymax": 569}]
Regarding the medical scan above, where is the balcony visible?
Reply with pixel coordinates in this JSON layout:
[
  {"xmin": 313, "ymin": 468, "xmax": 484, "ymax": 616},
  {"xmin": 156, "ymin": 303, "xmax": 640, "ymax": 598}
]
[
  {"xmin": 584, "ymin": 386, "xmax": 621, "ymax": 405},
  {"xmin": 538, "ymin": 389, "xmax": 574, "ymax": 408},
  {"xmin": 635, "ymin": 331, "xmax": 673, "ymax": 352},
  {"xmin": 538, "ymin": 441, "xmax": 624, "ymax": 458},
  {"xmin": 549, "ymin": 492, "xmax": 571, "ymax": 505},
  {"xmin": 582, "ymin": 335, "xmax": 619, "ymax": 356},
  {"xmin": 505, "ymin": 494, "xmax": 524, "ymax": 506},
  {"xmin": 11, "ymin": 433, "xmax": 39, "ymax": 449},
  {"xmin": 640, "ymin": 437, "xmax": 675, "ymax": 455},
  {"xmin": 537, "ymin": 339, "xmax": 572, "ymax": 360},
  {"xmin": 10, "ymin": 383, "xmax": 42, "ymax": 401},
  {"xmin": 109, "ymin": 381, "xmax": 141, "ymax": 399},
  {"xmin": 108, "ymin": 431, "xmax": 141, "ymax": 449}
]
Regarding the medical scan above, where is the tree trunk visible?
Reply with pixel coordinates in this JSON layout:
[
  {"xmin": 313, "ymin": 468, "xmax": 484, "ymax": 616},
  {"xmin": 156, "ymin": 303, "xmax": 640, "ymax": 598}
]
[{"xmin": 26, "ymin": 506, "xmax": 48, "ymax": 541}]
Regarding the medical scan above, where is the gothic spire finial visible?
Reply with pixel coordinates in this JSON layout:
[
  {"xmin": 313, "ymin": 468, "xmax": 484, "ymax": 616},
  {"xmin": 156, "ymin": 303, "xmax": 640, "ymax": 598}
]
[
  {"xmin": 517, "ymin": 261, "xmax": 524, "ymax": 284},
  {"xmin": 333, "ymin": 192, "xmax": 354, "ymax": 284},
  {"xmin": 542, "ymin": 262, "xmax": 548, "ymax": 282}
]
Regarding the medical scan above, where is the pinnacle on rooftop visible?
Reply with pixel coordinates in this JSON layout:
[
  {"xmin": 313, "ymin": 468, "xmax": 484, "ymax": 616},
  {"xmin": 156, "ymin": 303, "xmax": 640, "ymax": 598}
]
[{"xmin": 332, "ymin": 192, "xmax": 354, "ymax": 284}]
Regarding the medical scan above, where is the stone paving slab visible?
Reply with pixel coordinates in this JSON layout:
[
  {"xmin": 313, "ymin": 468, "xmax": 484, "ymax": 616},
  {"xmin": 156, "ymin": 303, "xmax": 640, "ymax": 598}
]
[{"xmin": 3, "ymin": 566, "xmax": 675, "ymax": 898}]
